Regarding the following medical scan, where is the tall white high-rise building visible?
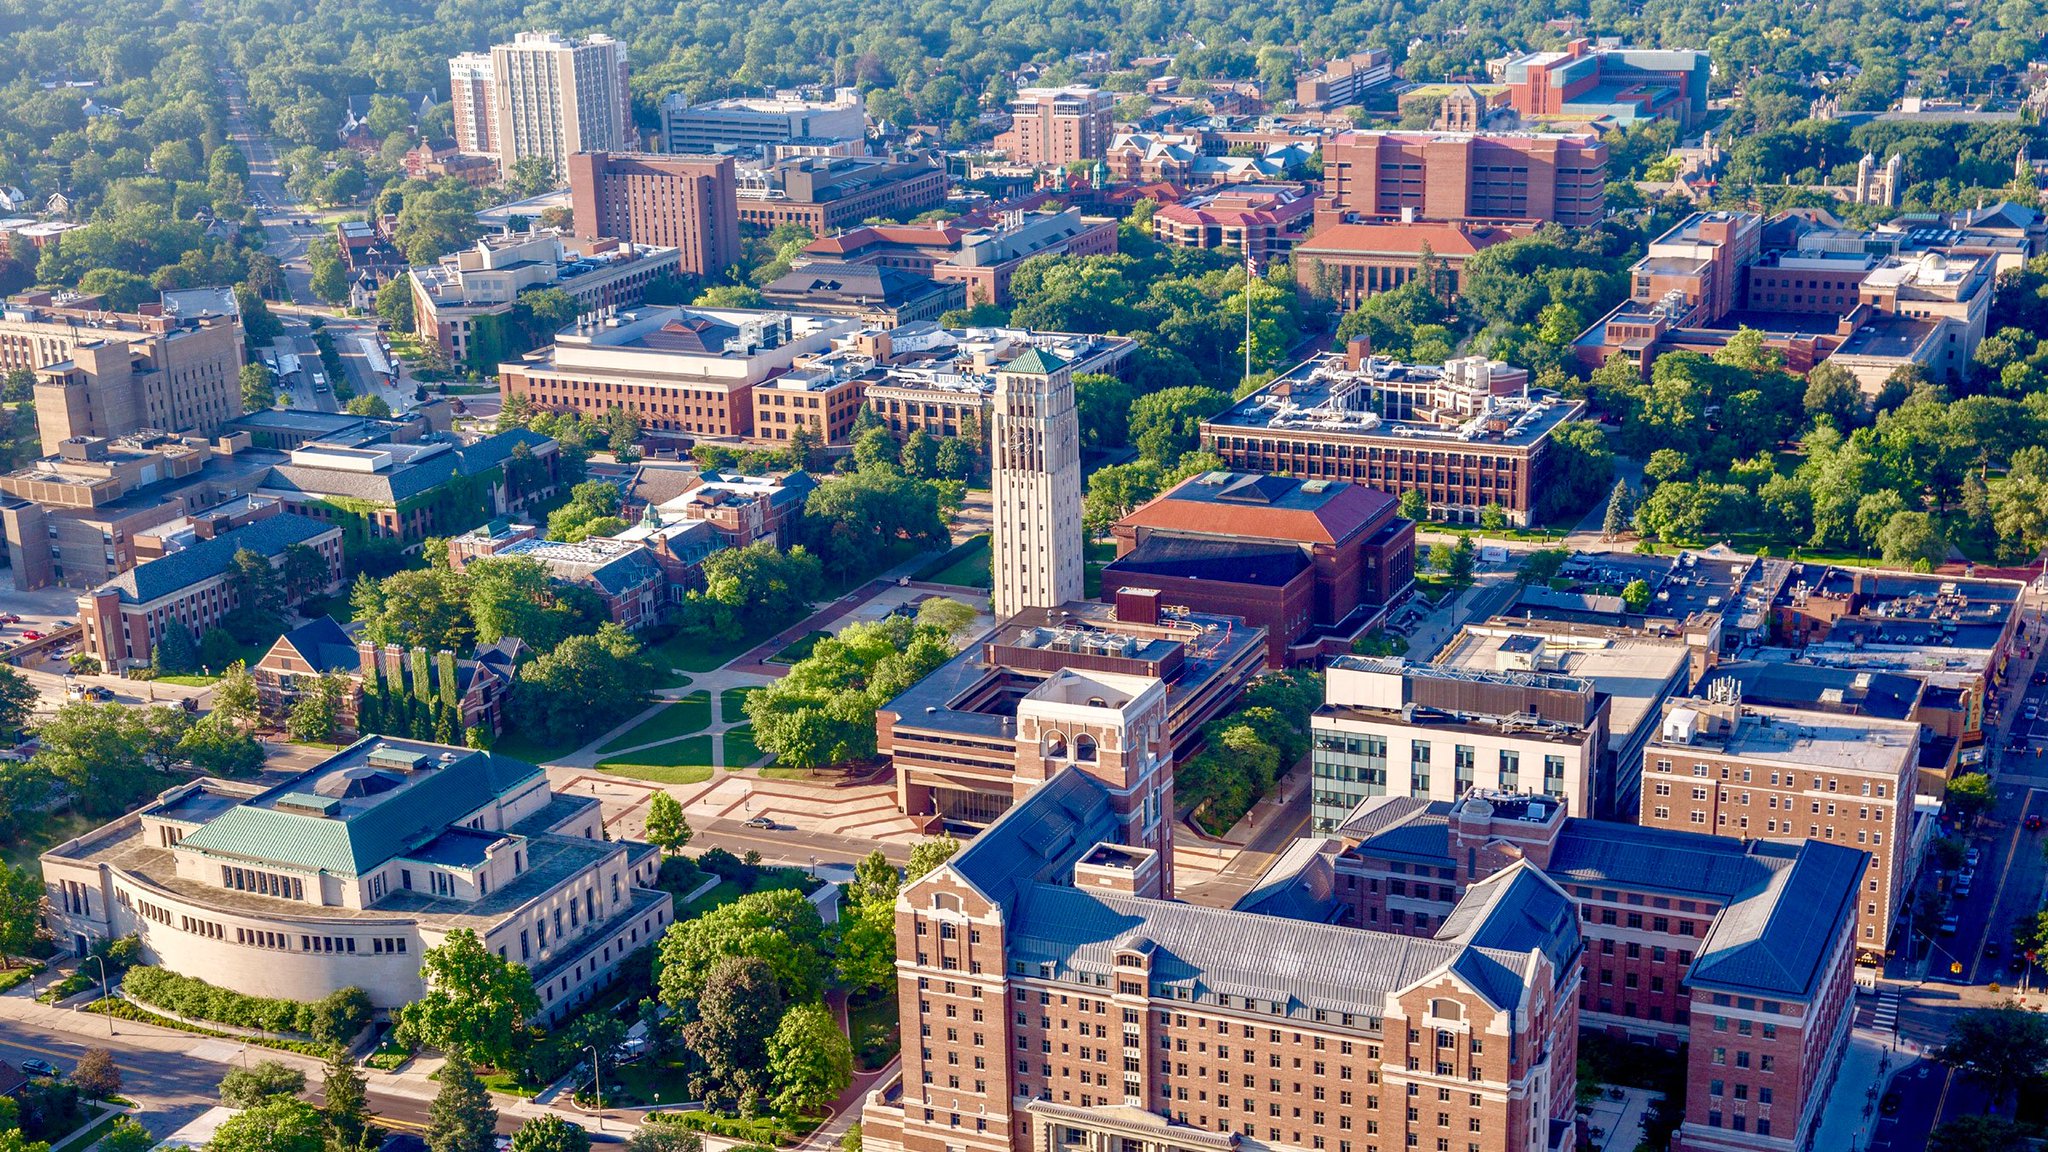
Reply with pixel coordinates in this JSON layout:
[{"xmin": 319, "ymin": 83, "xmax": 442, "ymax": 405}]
[
  {"xmin": 485, "ymin": 31, "xmax": 631, "ymax": 183},
  {"xmin": 989, "ymin": 347, "xmax": 1084, "ymax": 618},
  {"xmin": 447, "ymin": 52, "xmax": 498, "ymax": 157}
]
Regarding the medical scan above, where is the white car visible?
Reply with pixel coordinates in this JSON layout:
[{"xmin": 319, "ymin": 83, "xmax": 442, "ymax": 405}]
[
  {"xmin": 1955, "ymin": 877, "xmax": 1973, "ymax": 899},
  {"xmin": 740, "ymin": 815, "xmax": 776, "ymax": 830},
  {"xmin": 1965, "ymin": 847, "xmax": 1983, "ymax": 869}
]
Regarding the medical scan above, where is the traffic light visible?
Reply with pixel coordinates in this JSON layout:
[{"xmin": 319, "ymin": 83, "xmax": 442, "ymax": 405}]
[{"xmin": 1952, "ymin": 961, "xmax": 1965, "ymax": 974}]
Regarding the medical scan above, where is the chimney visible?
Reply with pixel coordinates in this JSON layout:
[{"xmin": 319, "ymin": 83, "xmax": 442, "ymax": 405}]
[{"xmin": 1345, "ymin": 335, "xmax": 1372, "ymax": 370}]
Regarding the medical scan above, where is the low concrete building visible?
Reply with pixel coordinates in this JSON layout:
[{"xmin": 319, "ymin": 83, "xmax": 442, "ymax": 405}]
[
  {"xmin": 41, "ymin": 737, "xmax": 670, "ymax": 1020},
  {"xmin": 761, "ymin": 260, "xmax": 963, "ymax": 329},
  {"xmin": 408, "ymin": 231, "xmax": 680, "ymax": 367}
]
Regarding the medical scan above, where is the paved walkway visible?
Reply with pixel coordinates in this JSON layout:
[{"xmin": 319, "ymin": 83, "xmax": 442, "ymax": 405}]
[{"xmin": 1811, "ymin": 1027, "xmax": 1902, "ymax": 1152}]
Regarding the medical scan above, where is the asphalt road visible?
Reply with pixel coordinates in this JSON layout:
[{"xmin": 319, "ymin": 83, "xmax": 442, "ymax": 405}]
[{"xmin": 0, "ymin": 1011, "xmax": 556, "ymax": 1141}]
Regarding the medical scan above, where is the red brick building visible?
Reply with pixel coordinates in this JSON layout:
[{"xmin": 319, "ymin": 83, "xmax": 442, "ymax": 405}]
[
  {"xmin": 1103, "ymin": 472, "xmax": 1416, "ymax": 664},
  {"xmin": 1316, "ymin": 131, "xmax": 1608, "ymax": 229},
  {"xmin": 734, "ymin": 155, "xmax": 947, "ymax": 236},
  {"xmin": 77, "ymin": 511, "xmax": 344, "ymax": 671},
  {"xmin": 1336, "ymin": 790, "xmax": 1862, "ymax": 1152},
  {"xmin": 568, "ymin": 152, "xmax": 742, "ymax": 278},
  {"xmin": 1151, "ymin": 184, "xmax": 1316, "ymax": 267},
  {"xmin": 1495, "ymin": 40, "xmax": 1710, "ymax": 129},
  {"xmin": 1293, "ymin": 221, "xmax": 1535, "ymax": 308},
  {"xmin": 806, "ymin": 209, "xmax": 1118, "ymax": 307},
  {"xmin": 860, "ymin": 756, "xmax": 1585, "ymax": 1152}
]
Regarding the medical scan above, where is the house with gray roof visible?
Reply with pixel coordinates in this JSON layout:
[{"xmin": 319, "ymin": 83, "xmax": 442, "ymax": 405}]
[{"xmin": 41, "ymin": 736, "xmax": 669, "ymax": 1019}]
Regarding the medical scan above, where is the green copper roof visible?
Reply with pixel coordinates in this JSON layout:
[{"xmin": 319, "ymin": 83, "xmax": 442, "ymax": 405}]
[
  {"xmin": 1003, "ymin": 347, "xmax": 1066, "ymax": 375},
  {"xmin": 177, "ymin": 741, "xmax": 544, "ymax": 877}
]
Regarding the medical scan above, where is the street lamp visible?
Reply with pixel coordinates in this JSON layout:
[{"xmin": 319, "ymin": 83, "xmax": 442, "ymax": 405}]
[
  {"xmin": 585, "ymin": 1045, "xmax": 604, "ymax": 1133},
  {"xmin": 84, "ymin": 954, "xmax": 112, "ymax": 1036}
]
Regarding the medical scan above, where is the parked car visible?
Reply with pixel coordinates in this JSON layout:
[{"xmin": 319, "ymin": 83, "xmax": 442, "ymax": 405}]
[
  {"xmin": 19, "ymin": 1058, "xmax": 58, "ymax": 1078},
  {"xmin": 1879, "ymin": 1090, "xmax": 1901, "ymax": 1116},
  {"xmin": 1939, "ymin": 914, "xmax": 1960, "ymax": 935},
  {"xmin": 21, "ymin": 631, "xmax": 41, "ymax": 641},
  {"xmin": 740, "ymin": 815, "xmax": 776, "ymax": 830},
  {"xmin": 1955, "ymin": 876, "xmax": 1973, "ymax": 898},
  {"xmin": 85, "ymin": 686, "xmax": 115, "ymax": 702},
  {"xmin": 0, "ymin": 613, "xmax": 19, "ymax": 624},
  {"xmin": 1965, "ymin": 847, "xmax": 1982, "ymax": 869}
]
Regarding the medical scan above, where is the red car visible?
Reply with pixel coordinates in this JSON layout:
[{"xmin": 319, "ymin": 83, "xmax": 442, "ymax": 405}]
[
  {"xmin": 20, "ymin": 631, "xmax": 40, "ymax": 641},
  {"xmin": 0, "ymin": 613, "xmax": 18, "ymax": 624}
]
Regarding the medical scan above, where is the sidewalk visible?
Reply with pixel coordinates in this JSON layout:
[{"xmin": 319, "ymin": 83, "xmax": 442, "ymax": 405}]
[{"xmin": 1810, "ymin": 1028, "xmax": 1898, "ymax": 1152}]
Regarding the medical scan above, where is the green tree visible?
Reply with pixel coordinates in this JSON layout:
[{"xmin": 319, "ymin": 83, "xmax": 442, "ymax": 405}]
[
  {"xmin": 219, "ymin": 1059, "xmax": 306, "ymax": 1108},
  {"xmin": 1602, "ymin": 480, "xmax": 1633, "ymax": 538},
  {"xmin": 1397, "ymin": 489, "xmax": 1428, "ymax": 522},
  {"xmin": 86, "ymin": 1118, "xmax": 153, "ymax": 1152},
  {"xmin": 1946, "ymin": 772, "xmax": 1995, "ymax": 824},
  {"xmin": 322, "ymin": 1049, "xmax": 375, "ymax": 1150},
  {"xmin": 682, "ymin": 955, "xmax": 785, "ymax": 1114},
  {"xmin": 769, "ymin": 1001, "xmax": 853, "ymax": 1114},
  {"xmin": 1446, "ymin": 535, "xmax": 1476, "ymax": 591},
  {"xmin": 1929, "ymin": 1116, "xmax": 2027, "ymax": 1152},
  {"xmin": 642, "ymin": 791, "xmax": 693, "ymax": 855},
  {"xmin": 513, "ymin": 625, "xmax": 651, "ymax": 746},
  {"xmin": 0, "ymin": 667, "xmax": 31, "ymax": 741},
  {"xmin": 286, "ymin": 671, "xmax": 350, "ymax": 744},
  {"xmin": 206, "ymin": 1098, "xmax": 326, "ymax": 1152},
  {"xmin": 657, "ymin": 888, "xmax": 828, "ymax": 1007},
  {"xmin": 179, "ymin": 715, "xmax": 264, "ymax": 776},
  {"xmin": 1877, "ymin": 511, "xmax": 1945, "ymax": 569},
  {"xmin": 70, "ymin": 1050, "xmax": 119, "ymax": 1099},
  {"xmin": 0, "ymin": 866, "xmax": 50, "ymax": 968},
  {"xmin": 152, "ymin": 622, "xmax": 201, "ymax": 674},
  {"xmin": 395, "ymin": 928, "xmax": 540, "ymax": 1069},
  {"xmin": 346, "ymin": 394, "xmax": 393, "ymax": 418},
  {"xmin": 33, "ymin": 702, "xmax": 154, "ymax": 817},
  {"xmin": 240, "ymin": 362, "xmax": 276, "ymax": 411},
  {"xmin": 426, "ymin": 1053, "xmax": 498, "ymax": 1152},
  {"xmin": 509, "ymin": 1115, "xmax": 591, "ymax": 1152},
  {"xmin": 1128, "ymin": 386, "xmax": 1228, "ymax": 466},
  {"xmin": 905, "ymin": 835, "xmax": 960, "ymax": 882},
  {"xmin": 375, "ymin": 277, "xmax": 415, "ymax": 333},
  {"xmin": 1621, "ymin": 579, "xmax": 1653, "ymax": 613},
  {"xmin": 1933, "ymin": 1008, "xmax": 2048, "ymax": 1105}
]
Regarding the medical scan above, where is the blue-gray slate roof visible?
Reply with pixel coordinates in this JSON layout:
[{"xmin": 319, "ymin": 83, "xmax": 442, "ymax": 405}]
[{"xmin": 100, "ymin": 512, "xmax": 332, "ymax": 605}]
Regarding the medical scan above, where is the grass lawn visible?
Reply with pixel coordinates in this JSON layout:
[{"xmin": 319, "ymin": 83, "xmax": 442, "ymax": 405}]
[
  {"xmin": 596, "ymin": 693, "xmax": 711, "ymax": 755},
  {"xmin": 917, "ymin": 534, "xmax": 992, "ymax": 588},
  {"xmin": 594, "ymin": 1058, "xmax": 692, "ymax": 1107},
  {"xmin": 766, "ymin": 631, "xmax": 830, "ymax": 665},
  {"xmin": 1082, "ymin": 540, "xmax": 1115, "ymax": 599},
  {"xmin": 595, "ymin": 760, "xmax": 714, "ymax": 786},
  {"xmin": 152, "ymin": 673, "xmax": 219, "ymax": 686},
  {"xmin": 474, "ymin": 1068, "xmax": 542, "ymax": 1099},
  {"xmin": 720, "ymin": 686, "xmax": 758, "ymax": 724},
  {"xmin": 649, "ymin": 624, "xmax": 780, "ymax": 673},
  {"xmin": 43, "ymin": 1106, "xmax": 123, "ymax": 1150},
  {"xmin": 489, "ymin": 729, "xmax": 585, "ymax": 766},
  {"xmin": 724, "ymin": 724, "xmax": 764, "ymax": 769},
  {"xmin": 678, "ymin": 879, "xmax": 746, "ymax": 917}
]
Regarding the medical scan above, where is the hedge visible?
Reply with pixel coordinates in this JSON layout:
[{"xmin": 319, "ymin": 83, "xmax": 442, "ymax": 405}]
[
  {"xmin": 87, "ymin": 998, "xmax": 337, "ymax": 1058},
  {"xmin": 120, "ymin": 966, "xmax": 371, "ymax": 1044}
]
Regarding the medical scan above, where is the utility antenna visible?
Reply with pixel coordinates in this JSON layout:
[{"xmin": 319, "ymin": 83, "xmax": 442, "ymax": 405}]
[{"xmin": 1242, "ymin": 245, "xmax": 1255, "ymax": 394}]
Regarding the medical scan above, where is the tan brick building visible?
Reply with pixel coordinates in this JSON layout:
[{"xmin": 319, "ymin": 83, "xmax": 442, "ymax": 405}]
[
  {"xmin": 861, "ymin": 742, "xmax": 1584, "ymax": 1152},
  {"xmin": 1315, "ymin": 132, "xmax": 1608, "ymax": 229},
  {"xmin": 994, "ymin": 87, "xmax": 1116, "ymax": 165},
  {"xmin": 1638, "ymin": 698, "xmax": 1917, "ymax": 963},
  {"xmin": 1336, "ymin": 790, "xmax": 1863, "ymax": 1152}
]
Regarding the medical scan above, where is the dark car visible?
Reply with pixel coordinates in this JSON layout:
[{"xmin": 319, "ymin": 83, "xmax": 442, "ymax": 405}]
[
  {"xmin": 19, "ymin": 1058, "xmax": 58, "ymax": 1078},
  {"xmin": 2028, "ymin": 814, "xmax": 2045, "ymax": 832},
  {"xmin": 1879, "ymin": 1090, "xmax": 1901, "ymax": 1116}
]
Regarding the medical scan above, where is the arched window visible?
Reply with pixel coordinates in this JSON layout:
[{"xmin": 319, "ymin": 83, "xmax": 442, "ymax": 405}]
[
  {"xmin": 932, "ymin": 892, "xmax": 962, "ymax": 912},
  {"xmin": 1074, "ymin": 734, "xmax": 1098, "ymax": 762},
  {"xmin": 1431, "ymin": 998, "xmax": 1464, "ymax": 1021},
  {"xmin": 1044, "ymin": 731, "xmax": 1068, "ymax": 759}
]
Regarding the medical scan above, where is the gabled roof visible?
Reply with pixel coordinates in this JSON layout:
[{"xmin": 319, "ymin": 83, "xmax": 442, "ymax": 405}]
[
  {"xmin": 1436, "ymin": 860, "xmax": 1580, "ymax": 978},
  {"xmin": 1687, "ymin": 839, "xmax": 1865, "ymax": 997},
  {"xmin": 97, "ymin": 512, "xmax": 333, "ymax": 605},
  {"xmin": 267, "ymin": 616, "xmax": 361, "ymax": 675}
]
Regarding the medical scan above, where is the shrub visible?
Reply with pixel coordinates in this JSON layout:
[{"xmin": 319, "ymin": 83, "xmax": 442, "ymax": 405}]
[{"xmin": 120, "ymin": 965, "xmax": 371, "ymax": 1040}]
